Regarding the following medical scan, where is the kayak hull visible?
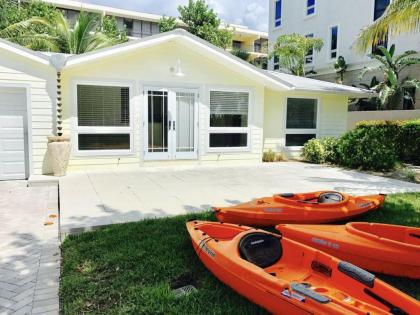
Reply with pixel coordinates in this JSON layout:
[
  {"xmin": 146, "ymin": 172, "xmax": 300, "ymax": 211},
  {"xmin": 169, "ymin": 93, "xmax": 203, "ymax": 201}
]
[
  {"xmin": 187, "ymin": 220, "xmax": 419, "ymax": 315},
  {"xmin": 276, "ymin": 222, "xmax": 420, "ymax": 279},
  {"xmin": 213, "ymin": 191, "xmax": 385, "ymax": 226}
]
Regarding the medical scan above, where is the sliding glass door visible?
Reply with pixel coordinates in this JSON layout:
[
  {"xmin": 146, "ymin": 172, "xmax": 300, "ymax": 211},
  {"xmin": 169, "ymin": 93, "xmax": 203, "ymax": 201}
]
[{"xmin": 144, "ymin": 87, "xmax": 198, "ymax": 160}]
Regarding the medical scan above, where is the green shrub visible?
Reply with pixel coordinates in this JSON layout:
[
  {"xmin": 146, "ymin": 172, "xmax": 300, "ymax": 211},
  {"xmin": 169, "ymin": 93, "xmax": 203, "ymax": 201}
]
[
  {"xmin": 262, "ymin": 149, "xmax": 276, "ymax": 162},
  {"xmin": 336, "ymin": 121, "xmax": 400, "ymax": 171},
  {"xmin": 399, "ymin": 119, "xmax": 420, "ymax": 165},
  {"xmin": 322, "ymin": 137, "xmax": 340, "ymax": 163},
  {"xmin": 301, "ymin": 139, "xmax": 326, "ymax": 164}
]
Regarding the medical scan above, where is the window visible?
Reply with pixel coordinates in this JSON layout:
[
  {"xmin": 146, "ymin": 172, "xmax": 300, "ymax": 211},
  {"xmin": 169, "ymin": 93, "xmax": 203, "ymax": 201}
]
[
  {"xmin": 329, "ymin": 26, "xmax": 338, "ymax": 59},
  {"xmin": 123, "ymin": 19, "xmax": 134, "ymax": 36},
  {"xmin": 374, "ymin": 0, "xmax": 390, "ymax": 20},
  {"xmin": 372, "ymin": 0, "xmax": 390, "ymax": 53},
  {"xmin": 306, "ymin": 0, "xmax": 316, "ymax": 15},
  {"xmin": 274, "ymin": 0, "xmax": 282, "ymax": 27},
  {"xmin": 209, "ymin": 91, "xmax": 250, "ymax": 149},
  {"xmin": 232, "ymin": 40, "xmax": 242, "ymax": 50},
  {"xmin": 305, "ymin": 33, "xmax": 314, "ymax": 64},
  {"xmin": 285, "ymin": 98, "xmax": 317, "ymax": 147},
  {"xmin": 273, "ymin": 55, "xmax": 280, "ymax": 70},
  {"xmin": 76, "ymin": 84, "xmax": 131, "ymax": 153}
]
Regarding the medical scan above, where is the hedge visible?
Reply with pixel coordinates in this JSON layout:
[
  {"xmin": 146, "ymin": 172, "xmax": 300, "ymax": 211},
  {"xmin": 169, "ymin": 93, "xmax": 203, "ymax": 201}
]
[{"xmin": 301, "ymin": 119, "xmax": 420, "ymax": 171}]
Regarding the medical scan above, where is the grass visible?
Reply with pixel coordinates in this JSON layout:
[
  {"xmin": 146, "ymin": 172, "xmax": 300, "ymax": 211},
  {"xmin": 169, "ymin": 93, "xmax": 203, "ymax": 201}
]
[{"xmin": 60, "ymin": 193, "xmax": 420, "ymax": 314}]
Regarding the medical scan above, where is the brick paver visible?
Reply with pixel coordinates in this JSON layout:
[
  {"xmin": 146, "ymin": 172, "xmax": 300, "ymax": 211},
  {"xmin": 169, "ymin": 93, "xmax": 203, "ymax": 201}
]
[{"xmin": 0, "ymin": 182, "xmax": 59, "ymax": 315}]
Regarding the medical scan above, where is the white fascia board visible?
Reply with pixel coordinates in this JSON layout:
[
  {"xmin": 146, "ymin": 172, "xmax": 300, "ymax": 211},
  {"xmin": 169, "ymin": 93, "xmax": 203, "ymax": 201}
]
[
  {"xmin": 64, "ymin": 33, "xmax": 179, "ymax": 69},
  {"xmin": 180, "ymin": 35, "xmax": 290, "ymax": 91},
  {"xmin": 291, "ymin": 87, "xmax": 378, "ymax": 98},
  {"xmin": 0, "ymin": 39, "xmax": 50, "ymax": 66}
]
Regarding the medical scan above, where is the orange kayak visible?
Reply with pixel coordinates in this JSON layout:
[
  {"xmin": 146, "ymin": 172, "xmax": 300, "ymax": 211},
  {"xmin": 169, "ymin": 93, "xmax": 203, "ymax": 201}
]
[
  {"xmin": 276, "ymin": 222, "xmax": 420, "ymax": 279},
  {"xmin": 213, "ymin": 191, "xmax": 385, "ymax": 226},
  {"xmin": 187, "ymin": 220, "xmax": 420, "ymax": 315}
]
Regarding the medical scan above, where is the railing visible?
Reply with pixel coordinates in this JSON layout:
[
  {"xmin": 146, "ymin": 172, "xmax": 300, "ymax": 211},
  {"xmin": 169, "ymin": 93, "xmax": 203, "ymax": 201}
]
[{"xmin": 229, "ymin": 44, "xmax": 268, "ymax": 55}]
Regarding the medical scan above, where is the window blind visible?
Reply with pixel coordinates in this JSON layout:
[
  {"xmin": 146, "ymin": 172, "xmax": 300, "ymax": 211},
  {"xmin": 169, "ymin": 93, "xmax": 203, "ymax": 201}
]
[
  {"xmin": 286, "ymin": 98, "xmax": 317, "ymax": 129},
  {"xmin": 210, "ymin": 91, "xmax": 249, "ymax": 115},
  {"xmin": 77, "ymin": 85, "xmax": 130, "ymax": 127}
]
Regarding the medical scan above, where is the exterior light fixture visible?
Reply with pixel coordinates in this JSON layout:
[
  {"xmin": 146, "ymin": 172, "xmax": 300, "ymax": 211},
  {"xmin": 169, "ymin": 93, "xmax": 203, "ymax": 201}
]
[{"xmin": 171, "ymin": 59, "xmax": 186, "ymax": 77}]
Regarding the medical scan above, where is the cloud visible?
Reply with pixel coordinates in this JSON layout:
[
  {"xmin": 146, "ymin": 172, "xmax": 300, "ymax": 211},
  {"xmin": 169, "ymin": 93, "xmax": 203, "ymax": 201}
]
[{"xmin": 81, "ymin": 0, "xmax": 269, "ymax": 31}]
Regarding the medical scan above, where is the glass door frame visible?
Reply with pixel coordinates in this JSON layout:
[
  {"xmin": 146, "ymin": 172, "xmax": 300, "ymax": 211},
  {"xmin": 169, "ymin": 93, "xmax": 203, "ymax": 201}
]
[{"xmin": 143, "ymin": 86, "xmax": 199, "ymax": 161}]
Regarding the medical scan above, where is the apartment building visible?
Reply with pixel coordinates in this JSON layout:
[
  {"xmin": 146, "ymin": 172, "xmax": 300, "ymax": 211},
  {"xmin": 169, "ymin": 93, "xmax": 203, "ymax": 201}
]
[
  {"xmin": 268, "ymin": 0, "xmax": 420, "ymax": 108},
  {"xmin": 39, "ymin": 0, "xmax": 268, "ymax": 63}
]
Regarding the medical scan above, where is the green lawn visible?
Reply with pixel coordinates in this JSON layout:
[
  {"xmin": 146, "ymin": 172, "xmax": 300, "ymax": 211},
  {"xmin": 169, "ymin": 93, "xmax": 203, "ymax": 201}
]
[{"xmin": 60, "ymin": 193, "xmax": 420, "ymax": 314}]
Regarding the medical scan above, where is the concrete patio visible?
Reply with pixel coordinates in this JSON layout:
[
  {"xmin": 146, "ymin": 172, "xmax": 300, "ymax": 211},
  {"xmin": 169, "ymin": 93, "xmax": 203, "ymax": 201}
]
[{"xmin": 59, "ymin": 162, "xmax": 420, "ymax": 234}]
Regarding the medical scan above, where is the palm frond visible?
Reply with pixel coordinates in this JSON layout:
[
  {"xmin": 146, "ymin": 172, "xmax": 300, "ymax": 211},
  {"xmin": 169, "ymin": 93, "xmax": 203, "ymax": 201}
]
[{"xmin": 354, "ymin": 0, "xmax": 420, "ymax": 53}]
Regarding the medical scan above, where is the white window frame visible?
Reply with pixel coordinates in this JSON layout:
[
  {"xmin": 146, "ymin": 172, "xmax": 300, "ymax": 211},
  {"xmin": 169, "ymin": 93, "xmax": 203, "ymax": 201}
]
[
  {"xmin": 305, "ymin": 33, "xmax": 314, "ymax": 65},
  {"xmin": 274, "ymin": 0, "xmax": 283, "ymax": 29},
  {"xmin": 71, "ymin": 79, "xmax": 135, "ymax": 156},
  {"xmin": 207, "ymin": 87, "xmax": 253, "ymax": 153},
  {"xmin": 306, "ymin": 0, "xmax": 316, "ymax": 16},
  {"xmin": 283, "ymin": 96, "xmax": 320, "ymax": 150},
  {"xmin": 328, "ymin": 25, "xmax": 339, "ymax": 61}
]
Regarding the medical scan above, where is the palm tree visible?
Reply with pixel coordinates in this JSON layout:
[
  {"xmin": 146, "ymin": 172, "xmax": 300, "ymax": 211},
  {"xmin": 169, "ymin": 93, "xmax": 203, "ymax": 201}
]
[
  {"xmin": 1, "ymin": 11, "xmax": 119, "ymax": 54},
  {"xmin": 270, "ymin": 33, "xmax": 324, "ymax": 77},
  {"xmin": 355, "ymin": 0, "xmax": 420, "ymax": 52},
  {"xmin": 360, "ymin": 44, "xmax": 420, "ymax": 109}
]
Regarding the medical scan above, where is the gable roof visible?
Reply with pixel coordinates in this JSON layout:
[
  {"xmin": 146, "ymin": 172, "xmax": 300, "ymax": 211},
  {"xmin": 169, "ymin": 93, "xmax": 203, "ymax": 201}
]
[
  {"xmin": 0, "ymin": 38, "xmax": 50, "ymax": 66},
  {"xmin": 63, "ymin": 29, "xmax": 290, "ymax": 90},
  {"xmin": 0, "ymin": 29, "xmax": 376, "ymax": 98}
]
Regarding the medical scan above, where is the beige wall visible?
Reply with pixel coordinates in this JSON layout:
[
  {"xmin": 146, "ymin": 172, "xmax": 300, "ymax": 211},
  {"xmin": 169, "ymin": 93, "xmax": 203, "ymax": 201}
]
[
  {"xmin": 263, "ymin": 90, "xmax": 348, "ymax": 157},
  {"xmin": 61, "ymin": 40, "xmax": 266, "ymax": 171},
  {"xmin": 347, "ymin": 110, "xmax": 420, "ymax": 129},
  {"xmin": 0, "ymin": 49, "xmax": 56, "ymax": 176}
]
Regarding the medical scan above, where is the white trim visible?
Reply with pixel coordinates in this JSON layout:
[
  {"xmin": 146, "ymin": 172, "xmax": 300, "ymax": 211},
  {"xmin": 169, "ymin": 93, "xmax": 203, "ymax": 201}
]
[
  {"xmin": 142, "ymin": 85, "xmax": 200, "ymax": 161},
  {"xmin": 283, "ymin": 96, "xmax": 320, "ymax": 149},
  {"xmin": 0, "ymin": 38, "xmax": 50, "ymax": 66},
  {"xmin": 0, "ymin": 82, "xmax": 33, "ymax": 179},
  {"xmin": 206, "ymin": 86, "xmax": 254, "ymax": 153},
  {"xmin": 71, "ymin": 79, "xmax": 135, "ymax": 157}
]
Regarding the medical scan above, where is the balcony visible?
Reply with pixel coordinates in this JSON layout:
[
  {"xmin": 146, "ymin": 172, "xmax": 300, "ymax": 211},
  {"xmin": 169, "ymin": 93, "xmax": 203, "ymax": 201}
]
[{"xmin": 228, "ymin": 43, "xmax": 268, "ymax": 56}]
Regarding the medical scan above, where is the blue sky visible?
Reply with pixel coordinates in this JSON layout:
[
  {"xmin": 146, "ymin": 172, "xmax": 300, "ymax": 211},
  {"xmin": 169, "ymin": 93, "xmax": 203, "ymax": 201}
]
[{"xmin": 82, "ymin": 0, "xmax": 269, "ymax": 32}]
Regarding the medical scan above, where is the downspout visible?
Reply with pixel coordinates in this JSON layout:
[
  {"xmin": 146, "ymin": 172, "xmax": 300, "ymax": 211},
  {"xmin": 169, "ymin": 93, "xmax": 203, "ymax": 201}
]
[{"xmin": 49, "ymin": 54, "xmax": 67, "ymax": 137}]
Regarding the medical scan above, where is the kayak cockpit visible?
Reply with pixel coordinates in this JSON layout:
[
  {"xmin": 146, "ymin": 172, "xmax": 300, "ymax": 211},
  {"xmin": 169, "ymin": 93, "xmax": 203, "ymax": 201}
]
[
  {"xmin": 274, "ymin": 191, "xmax": 347, "ymax": 205},
  {"xmin": 190, "ymin": 221, "xmax": 247, "ymax": 240}
]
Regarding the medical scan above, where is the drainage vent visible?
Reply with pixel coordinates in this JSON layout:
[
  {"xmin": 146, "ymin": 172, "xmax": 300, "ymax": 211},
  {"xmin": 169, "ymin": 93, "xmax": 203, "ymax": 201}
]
[{"xmin": 172, "ymin": 285, "xmax": 198, "ymax": 298}]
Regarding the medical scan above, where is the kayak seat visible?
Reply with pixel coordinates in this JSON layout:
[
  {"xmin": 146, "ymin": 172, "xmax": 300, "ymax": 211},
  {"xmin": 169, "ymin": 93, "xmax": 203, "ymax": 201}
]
[
  {"xmin": 239, "ymin": 233, "xmax": 283, "ymax": 268},
  {"xmin": 318, "ymin": 192, "xmax": 344, "ymax": 204}
]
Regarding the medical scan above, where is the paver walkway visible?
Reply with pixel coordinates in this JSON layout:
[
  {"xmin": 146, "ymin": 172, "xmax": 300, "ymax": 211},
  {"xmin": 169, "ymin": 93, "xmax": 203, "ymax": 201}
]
[
  {"xmin": 0, "ymin": 181, "xmax": 60, "ymax": 315},
  {"xmin": 60, "ymin": 162, "xmax": 420, "ymax": 234}
]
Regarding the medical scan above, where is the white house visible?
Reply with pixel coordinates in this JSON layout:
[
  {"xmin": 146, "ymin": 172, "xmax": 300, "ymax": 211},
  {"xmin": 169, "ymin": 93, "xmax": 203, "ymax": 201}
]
[
  {"xmin": 268, "ymin": 0, "xmax": 420, "ymax": 107},
  {"xmin": 0, "ymin": 29, "xmax": 374, "ymax": 180}
]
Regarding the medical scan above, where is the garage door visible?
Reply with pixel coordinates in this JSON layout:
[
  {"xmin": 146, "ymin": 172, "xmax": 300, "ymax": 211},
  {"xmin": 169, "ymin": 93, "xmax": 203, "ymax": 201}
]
[{"xmin": 0, "ymin": 87, "xmax": 28, "ymax": 180}]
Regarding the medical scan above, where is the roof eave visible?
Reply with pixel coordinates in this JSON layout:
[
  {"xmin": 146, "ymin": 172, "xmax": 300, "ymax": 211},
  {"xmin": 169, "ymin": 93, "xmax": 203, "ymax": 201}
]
[
  {"xmin": 0, "ymin": 38, "xmax": 50, "ymax": 66},
  {"xmin": 291, "ymin": 88, "xmax": 378, "ymax": 98}
]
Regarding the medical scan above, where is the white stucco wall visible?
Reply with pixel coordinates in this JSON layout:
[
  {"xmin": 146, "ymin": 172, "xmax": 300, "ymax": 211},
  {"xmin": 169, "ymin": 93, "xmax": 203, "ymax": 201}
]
[
  {"xmin": 268, "ymin": 0, "xmax": 420, "ymax": 74},
  {"xmin": 0, "ymin": 48, "xmax": 56, "ymax": 176}
]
